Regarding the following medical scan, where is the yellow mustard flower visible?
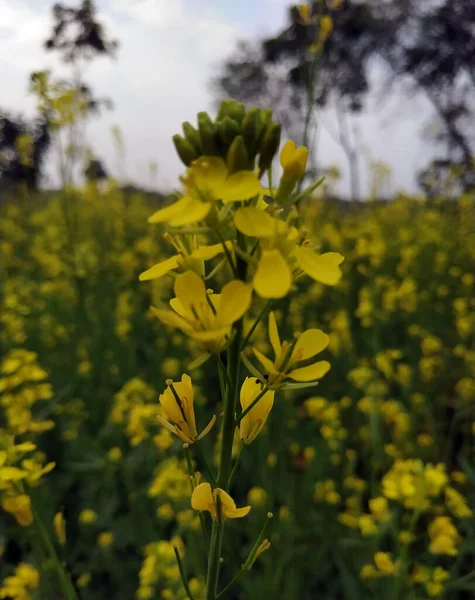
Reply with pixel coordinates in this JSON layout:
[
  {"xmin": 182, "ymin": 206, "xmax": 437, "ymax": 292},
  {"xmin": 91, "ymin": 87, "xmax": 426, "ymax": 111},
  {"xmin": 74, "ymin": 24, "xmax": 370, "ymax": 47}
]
[
  {"xmin": 235, "ymin": 207, "xmax": 344, "ymax": 298},
  {"xmin": 374, "ymin": 552, "xmax": 398, "ymax": 576},
  {"xmin": 152, "ymin": 270, "xmax": 252, "ymax": 355},
  {"xmin": 79, "ymin": 509, "xmax": 97, "ymax": 525},
  {"xmin": 0, "ymin": 563, "xmax": 39, "ymax": 600},
  {"xmin": 297, "ymin": 4, "xmax": 312, "ymax": 25},
  {"xmin": 239, "ymin": 377, "xmax": 275, "ymax": 444},
  {"xmin": 139, "ymin": 235, "xmax": 233, "ymax": 281},
  {"xmin": 428, "ymin": 516, "xmax": 461, "ymax": 556},
  {"xmin": 98, "ymin": 532, "xmax": 114, "ymax": 547},
  {"xmin": 54, "ymin": 511, "xmax": 66, "ymax": 544},
  {"xmin": 191, "ymin": 483, "xmax": 250, "ymax": 521},
  {"xmin": 148, "ymin": 157, "xmax": 261, "ymax": 227},
  {"xmin": 445, "ymin": 486, "xmax": 472, "ymax": 518},
  {"xmin": 249, "ymin": 311, "xmax": 330, "ymax": 389},
  {"xmin": 157, "ymin": 374, "xmax": 215, "ymax": 445},
  {"xmin": 2, "ymin": 494, "xmax": 33, "ymax": 527},
  {"xmin": 280, "ymin": 140, "xmax": 308, "ymax": 180}
]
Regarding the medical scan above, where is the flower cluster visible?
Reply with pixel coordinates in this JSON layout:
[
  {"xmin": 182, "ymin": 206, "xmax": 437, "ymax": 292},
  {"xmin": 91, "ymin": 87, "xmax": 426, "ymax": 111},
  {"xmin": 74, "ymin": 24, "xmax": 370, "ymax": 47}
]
[{"xmin": 137, "ymin": 102, "xmax": 341, "ymax": 598}]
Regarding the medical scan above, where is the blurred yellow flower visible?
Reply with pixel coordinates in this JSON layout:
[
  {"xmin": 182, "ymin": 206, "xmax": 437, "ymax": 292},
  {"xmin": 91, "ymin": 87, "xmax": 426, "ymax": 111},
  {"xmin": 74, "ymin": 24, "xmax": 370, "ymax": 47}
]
[
  {"xmin": 428, "ymin": 516, "xmax": 461, "ymax": 555},
  {"xmin": 2, "ymin": 495, "xmax": 33, "ymax": 527},
  {"xmin": 98, "ymin": 532, "xmax": 114, "ymax": 548},
  {"xmin": 79, "ymin": 509, "xmax": 98, "ymax": 525},
  {"xmin": 0, "ymin": 563, "xmax": 39, "ymax": 600},
  {"xmin": 54, "ymin": 511, "xmax": 66, "ymax": 545}
]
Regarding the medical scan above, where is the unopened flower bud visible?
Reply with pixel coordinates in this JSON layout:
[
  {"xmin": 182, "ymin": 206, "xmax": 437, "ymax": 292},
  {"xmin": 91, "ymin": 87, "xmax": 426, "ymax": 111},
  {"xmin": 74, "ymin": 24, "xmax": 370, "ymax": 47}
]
[
  {"xmin": 241, "ymin": 107, "xmax": 261, "ymax": 155},
  {"xmin": 217, "ymin": 117, "xmax": 240, "ymax": 147},
  {"xmin": 182, "ymin": 121, "xmax": 202, "ymax": 154},
  {"xmin": 226, "ymin": 101, "xmax": 246, "ymax": 124},
  {"xmin": 258, "ymin": 122, "xmax": 281, "ymax": 172},
  {"xmin": 173, "ymin": 134, "xmax": 199, "ymax": 166},
  {"xmin": 226, "ymin": 135, "xmax": 249, "ymax": 174},
  {"xmin": 197, "ymin": 112, "xmax": 219, "ymax": 156}
]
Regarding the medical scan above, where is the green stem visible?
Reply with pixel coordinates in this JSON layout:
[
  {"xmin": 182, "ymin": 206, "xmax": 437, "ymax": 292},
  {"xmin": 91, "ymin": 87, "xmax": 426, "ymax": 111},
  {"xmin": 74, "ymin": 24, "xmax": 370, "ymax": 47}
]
[
  {"xmin": 392, "ymin": 509, "xmax": 420, "ymax": 600},
  {"xmin": 174, "ymin": 546, "xmax": 196, "ymax": 600},
  {"xmin": 184, "ymin": 447, "xmax": 210, "ymax": 542},
  {"xmin": 227, "ymin": 445, "xmax": 243, "ymax": 488},
  {"xmin": 194, "ymin": 442, "xmax": 217, "ymax": 488},
  {"xmin": 30, "ymin": 497, "xmax": 78, "ymax": 600},
  {"xmin": 217, "ymin": 512, "xmax": 273, "ymax": 598},
  {"xmin": 241, "ymin": 299, "xmax": 272, "ymax": 351},
  {"xmin": 206, "ymin": 232, "xmax": 247, "ymax": 600}
]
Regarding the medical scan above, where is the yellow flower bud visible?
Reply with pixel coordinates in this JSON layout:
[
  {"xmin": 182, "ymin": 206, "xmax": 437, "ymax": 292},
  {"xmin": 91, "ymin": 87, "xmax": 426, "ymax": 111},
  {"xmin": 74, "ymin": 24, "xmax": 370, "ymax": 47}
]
[{"xmin": 239, "ymin": 378, "xmax": 274, "ymax": 444}]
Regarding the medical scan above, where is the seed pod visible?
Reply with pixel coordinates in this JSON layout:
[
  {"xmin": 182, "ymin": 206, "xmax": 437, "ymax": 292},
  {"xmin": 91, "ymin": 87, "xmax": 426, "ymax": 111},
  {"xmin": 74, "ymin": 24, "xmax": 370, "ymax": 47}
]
[
  {"xmin": 182, "ymin": 121, "xmax": 202, "ymax": 154},
  {"xmin": 258, "ymin": 121, "xmax": 281, "ymax": 172},
  {"xmin": 197, "ymin": 112, "xmax": 219, "ymax": 156},
  {"xmin": 173, "ymin": 134, "xmax": 199, "ymax": 166},
  {"xmin": 226, "ymin": 135, "xmax": 249, "ymax": 174}
]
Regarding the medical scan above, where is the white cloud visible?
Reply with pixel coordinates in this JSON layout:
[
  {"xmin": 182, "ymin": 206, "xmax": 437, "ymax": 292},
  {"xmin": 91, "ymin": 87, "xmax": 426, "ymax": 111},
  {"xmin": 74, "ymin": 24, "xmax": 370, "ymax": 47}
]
[
  {"xmin": 111, "ymin": 0, "xmax": 186, "ymax": 27},
  {"xmin": 0, "ymin": 0, "xmax": 433, "ymax": 195}
]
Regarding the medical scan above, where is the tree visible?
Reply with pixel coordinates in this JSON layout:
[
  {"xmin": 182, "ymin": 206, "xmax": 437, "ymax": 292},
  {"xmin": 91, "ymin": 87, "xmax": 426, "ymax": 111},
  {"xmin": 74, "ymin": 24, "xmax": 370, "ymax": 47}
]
[
  {"xmin": 45, "ymin": 0, "xmax": 118, "ymax": 69},
  {"xmin": 42, "ymin": 0, "xmax": 118, "ymax": 186},
  {"xmin": 213, "ymin": 0, "xmax": 475, "ymax": 194},
  {"xmin": 0, "ymin": 111, "xmax": 51, "ymax": 192}
]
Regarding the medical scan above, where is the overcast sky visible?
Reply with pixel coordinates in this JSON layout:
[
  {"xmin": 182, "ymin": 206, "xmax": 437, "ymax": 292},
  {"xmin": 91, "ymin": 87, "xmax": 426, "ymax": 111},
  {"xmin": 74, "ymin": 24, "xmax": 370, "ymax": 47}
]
[{"xmin": 1, "ymin": 0, "xmax": 436, "ymax": 198}]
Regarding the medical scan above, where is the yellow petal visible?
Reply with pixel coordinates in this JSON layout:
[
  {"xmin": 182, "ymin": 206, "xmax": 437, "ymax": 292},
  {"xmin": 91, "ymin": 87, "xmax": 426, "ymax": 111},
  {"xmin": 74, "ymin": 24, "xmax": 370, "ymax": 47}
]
[
  {"xmin": 280, "ymin": 140, "xmax": 297, "ymax": 169},
  {"xmin": 190, "ymin": 157, "xmax": 228, "ymax": 192},
  {"xmin": 151, "ymin": 307, "xmax": 193, "ymax": 333},
  {"xmin": 215, "ymin": 488, "xmax": 250, "ymax": 518},
  {"xmin": 191, "ymin": 482, "xmax": 214, "ymax": 512},
  {"xmin": 234, "ymin": 207, "xmax": 278, "ymax": 237},
  {"xmin": 217, "ymin": 280, "xmax": 252, "ymax": 326},
  {"xmin": 148, "ymin": 196, "xmax": 192, "ymax": 224},
  {"xmin": 288, "ymin": 361, "xmax": 331, "ymax": 381},
  {"xmin": 191, "ymin": 328, "xmax": 230, "ymax": 343},
  {"xmin": 170, "ymin": 199, "xmax": 211, "ymax": 226},
  {"xmin": 226, "ymin": 505, "xmax": 251, "ymax": 519},
  {"xmin": 291, "ymin": 329, "xmax": 329, "ymax": 363},
  {"xmin": 139, "ymin": 255, "xmax": 180, "ymax": 281},
  {"xmin": 294, "ymin": 247, "xmax": 343, "ymax": 285},
  {"xmin": 240, "ymin": 378, "xmax": 274, "ymax": 444},
  {"xmin": 253, "ymin": 250, "xmax": 292, "ymax": 298},
  {"xmin": 215, "ymin": 488, "xmax": 237, "ymax": 512},
  {"xmin": 191, "ymin": 242, "xmax": 231, "ymax": 261},
  {"xmin": 159, "ymin": 387, "xmax": 185, "ymax": 427},
  {"xmin": 2, "ymin": 494, "xmax": 32, "ymax": 526},
  {"xmin": 252, "ymin": 348, "xmax": 279, "ymax": 375},
  {"xmin": 174, "ymin": 271, "xmax": 207, "ymax": 317},
  {"xmin": 268, "ymin": 312, "xmax": 281, "ymax": 358},
  {"xmin": 219, "ymin": 171, "xmax": 261, "ymax": 203},
  {"xmin": 0, "ymin": 466, "xmax": 27, "ymax": 480}
]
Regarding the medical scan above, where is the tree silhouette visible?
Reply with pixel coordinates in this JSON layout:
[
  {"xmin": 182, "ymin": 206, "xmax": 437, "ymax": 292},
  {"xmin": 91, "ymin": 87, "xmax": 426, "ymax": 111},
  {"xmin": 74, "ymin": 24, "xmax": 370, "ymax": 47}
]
[
  {"xmin": 0, "ymin": 111, "xmax": 51, "ymax": 192},
  {"xmin": 45, "ymin": 0, "xmax": 118, "ymax": 66},
  {"xmin": 214, "ymin": 0, "xmax": 475, "ymax": 190}
]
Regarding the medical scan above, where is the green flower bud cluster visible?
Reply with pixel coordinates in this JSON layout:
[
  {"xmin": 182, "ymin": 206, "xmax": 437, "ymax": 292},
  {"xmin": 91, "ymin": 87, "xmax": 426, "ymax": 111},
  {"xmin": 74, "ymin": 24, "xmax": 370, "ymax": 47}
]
[{"xmin": 173, "ymin": 101, "xmax": 281, "ymax": 174}]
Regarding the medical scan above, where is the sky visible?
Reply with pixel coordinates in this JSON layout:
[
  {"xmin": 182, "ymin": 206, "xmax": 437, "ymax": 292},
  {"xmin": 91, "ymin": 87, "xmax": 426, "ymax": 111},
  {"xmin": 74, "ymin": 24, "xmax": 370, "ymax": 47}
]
[{"xmin": 0, "ymin": 0, "xmax": 436, "ymax": 198}]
